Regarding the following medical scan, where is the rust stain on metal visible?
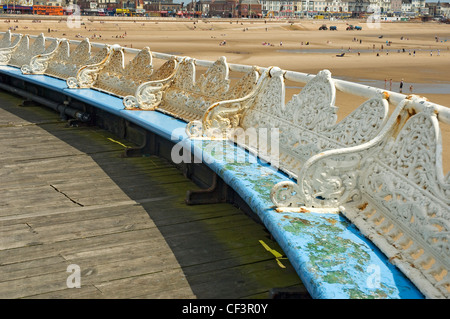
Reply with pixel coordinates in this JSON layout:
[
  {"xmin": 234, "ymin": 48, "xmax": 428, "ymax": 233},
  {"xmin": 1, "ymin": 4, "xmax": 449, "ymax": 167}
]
[{"xmin": 358, "ymin": 202, "xmax": 369, "ymax": 211}]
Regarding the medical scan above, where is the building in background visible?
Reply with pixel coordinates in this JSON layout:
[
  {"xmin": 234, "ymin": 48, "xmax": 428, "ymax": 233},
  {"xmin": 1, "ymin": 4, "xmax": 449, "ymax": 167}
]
[
  {"xmin": 1, "ymin": 0, "xmax": 34, "ymax": 13},
  {"xmin": 143, "ymin": 0, "xmax": 181, "ymax": 16},
  {"xmin": 0, "ymin": 0, "xmax": 445, "ymax": 18}
]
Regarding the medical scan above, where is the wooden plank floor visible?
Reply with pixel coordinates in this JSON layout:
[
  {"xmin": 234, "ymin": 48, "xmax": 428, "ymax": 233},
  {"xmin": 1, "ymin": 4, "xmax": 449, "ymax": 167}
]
[{"xmin": 0, "ymin": 91, "xmax": 309, "ymax": 299}]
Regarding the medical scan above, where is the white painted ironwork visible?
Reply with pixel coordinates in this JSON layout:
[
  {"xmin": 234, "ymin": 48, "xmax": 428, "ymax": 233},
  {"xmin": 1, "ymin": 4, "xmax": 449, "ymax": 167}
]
[
  {"xmin": 8, "ymin": 33, "xmax": 46, "ymax": 68},
  {"xmin": 44, "ymin": 38, "xmax": 92, "ymax": 80},
  {"xmin": 0, "ymin": 30, "xmax": 22, "ymax": 65},
  {"xmin": 92, "ymin": 46, "xmax": 154, "ymax": 97},
  {"xmin": 0, "ymin": 30, "xmax": 12, "ymax": 49},
  {"xmin": 66, "ymin": 44, "xmax": 113, "ymax": 89},
  {"xmin": 21, "ymin": 38, "xmax": 61, "ymax": 75},
  {"xmin": 122, "ymin": 57, "xmax": 178, "ymax": 110},
  {"xmin": 153, "ymin": 56, "xmax": 260, "ymax": 122}
]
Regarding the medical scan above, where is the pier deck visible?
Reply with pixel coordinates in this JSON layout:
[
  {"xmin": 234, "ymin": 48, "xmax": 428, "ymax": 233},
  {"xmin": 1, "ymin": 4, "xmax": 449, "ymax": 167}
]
[{"xmin": 0, "ymin": 91, "xmax": 308, "ymax": 299}]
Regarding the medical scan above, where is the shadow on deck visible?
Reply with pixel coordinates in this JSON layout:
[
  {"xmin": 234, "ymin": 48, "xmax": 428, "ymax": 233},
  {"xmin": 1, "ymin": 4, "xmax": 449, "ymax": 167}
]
[{"xmin": 0, "ymin": 91, "xmax": 310, "ymax": 299}]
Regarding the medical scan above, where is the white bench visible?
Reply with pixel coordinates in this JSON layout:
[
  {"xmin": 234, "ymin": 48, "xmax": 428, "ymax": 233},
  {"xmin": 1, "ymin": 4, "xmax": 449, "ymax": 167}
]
[
  {"xmin": 89, "ymin": 46, "xmax": 153, "ymax": 97},
  {"xmin": 132, "ymin": 56, "xmax": 261, "ymax": 122},
  {"xmin": 66, "ymin": 44, "xmax": 112, "ymax": 89},
  {"xmin": 20, "ymin": 38, "xmax": 89, "ymax": 80},
  {"xmin": 271, "ymin": 95, "xmax": 450, "ymax": 299},
  {"xmin": 0, "ymin": 30, "xmax": 22, "ymax": 64}
]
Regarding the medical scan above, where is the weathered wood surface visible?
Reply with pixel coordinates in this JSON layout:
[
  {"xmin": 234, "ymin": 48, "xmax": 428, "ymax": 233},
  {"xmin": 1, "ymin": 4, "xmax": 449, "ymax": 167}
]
[{"xmin": 0, "ymin": 91, "xmax": 307, "ymax": 299}]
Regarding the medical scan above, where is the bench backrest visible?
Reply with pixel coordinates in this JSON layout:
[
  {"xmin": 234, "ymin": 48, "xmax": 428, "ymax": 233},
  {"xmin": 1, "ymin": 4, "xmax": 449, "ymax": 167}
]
[
  {"xmin": 8, "ymin": 33, "xmax": 46, "ymax": 68},
  {"xmin": 0, "ymin": 30, "xmax": 12, "ymax": 49},
  {"xmin": 93, "ymin": 46, "xmax": 153, "ymax": 97},
  {"xmin": 44, "ymin": 38, "xmax": 92, "ymax": 80},
  {"xmin": 0, "ymin": 31, "xmax": 22, "ymax": 65},
  {"xmin": 21, "ymin": 38, "xmax": 60, "ymax": 74},
  {"xmin": 121, "ymin": 56, "xmax": 179, "ymax": 110},
  {"xmin": 236, "ymin": 67, "xmax": 389, "ymax": 178},
  {"xmin": 158, "ymin": 56, "xmax": 260, "ymax": 122},
  {"xmin": 66, "ymin": 45, "xmax": 112, "ymax": 89}
]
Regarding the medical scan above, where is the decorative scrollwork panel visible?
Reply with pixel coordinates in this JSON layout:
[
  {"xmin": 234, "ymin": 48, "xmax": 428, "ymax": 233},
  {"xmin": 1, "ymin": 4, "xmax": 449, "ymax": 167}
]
[{"xmin": 8, "ymin": 33, "xmax": 45, "ymax": 68}]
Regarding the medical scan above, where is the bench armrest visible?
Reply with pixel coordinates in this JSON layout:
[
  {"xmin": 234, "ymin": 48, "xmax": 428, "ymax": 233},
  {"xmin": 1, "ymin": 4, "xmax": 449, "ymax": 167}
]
[
  {"xmin": 122, "ymin": 57, "xmax": 178, "ymax": 110},
  {"xmin": 186, "ymin": 67, "xmax": 272, "ymax": 139},
  {"xmin": 21, "ymin": 39, "xmax": 61, "ymax": 74}
]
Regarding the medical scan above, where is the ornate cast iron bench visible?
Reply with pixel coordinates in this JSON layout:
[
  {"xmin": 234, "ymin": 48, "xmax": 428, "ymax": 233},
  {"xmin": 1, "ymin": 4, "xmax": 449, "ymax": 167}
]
[
  {"xmin": 271, "ymin": 95, "xmax": 450, "ymax": 299},
  {"xmin": 124, "ymin": 56, "xmax": 260, "ymax": 123},
  {"xmin": 16, "ymin": 36, "xmax": 111, "ymax": 86},
  {"xmin": 80, "ymin": 45, "xmax": 153, "ymax": 97},
  {"xmin": 186, "ymin": 66, "xmax": 390, "ymax": 180},
  {"xmin": 43, "ymin": 38, "xmax": 94, "ymax": 80},
  {"xmin": 21, "ymin": 37, "xmax": 62, "ymax": 75}
]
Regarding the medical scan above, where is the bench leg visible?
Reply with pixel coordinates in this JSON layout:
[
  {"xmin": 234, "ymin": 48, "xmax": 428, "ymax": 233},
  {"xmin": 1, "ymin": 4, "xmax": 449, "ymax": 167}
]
[
  {"xmin": 19, "ymin": 99, "xmax": 35, "ymax": 107},
  {"xmin": 185, "ymin": 173, "xmax": 230, "ymax": 205},
  {"xmin": 123, "ymin": 140, "xmax": 147, "ymax": 157},
  {"xmin": 122, "ymin": 123, "xmax": 156, "ymax": 157}
]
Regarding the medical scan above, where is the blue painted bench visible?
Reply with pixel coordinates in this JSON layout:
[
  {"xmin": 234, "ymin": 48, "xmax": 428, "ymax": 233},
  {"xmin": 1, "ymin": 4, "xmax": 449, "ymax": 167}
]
[{"xmin": 0, "ymin": 33, "xmax": 436, "ymax": 299}]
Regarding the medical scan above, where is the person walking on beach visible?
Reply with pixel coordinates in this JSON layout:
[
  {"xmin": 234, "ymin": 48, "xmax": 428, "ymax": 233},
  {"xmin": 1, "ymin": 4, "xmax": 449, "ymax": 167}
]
[{"xmin": 400, "ymin": 79, "xmax": 404, "ymax": 93}]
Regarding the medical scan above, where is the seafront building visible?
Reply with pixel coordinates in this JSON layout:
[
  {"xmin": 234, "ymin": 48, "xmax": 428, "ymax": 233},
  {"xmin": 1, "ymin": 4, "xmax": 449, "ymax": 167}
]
[{"xmin": 0, "ymin": 0, "xmax": 447, "ymax": 18}]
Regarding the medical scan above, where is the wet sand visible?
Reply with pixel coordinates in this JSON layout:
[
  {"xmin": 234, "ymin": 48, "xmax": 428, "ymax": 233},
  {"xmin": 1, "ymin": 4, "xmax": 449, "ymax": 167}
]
[{"xmin": 2, "ymin": 17, "xmax": 449, "ymax": 173}]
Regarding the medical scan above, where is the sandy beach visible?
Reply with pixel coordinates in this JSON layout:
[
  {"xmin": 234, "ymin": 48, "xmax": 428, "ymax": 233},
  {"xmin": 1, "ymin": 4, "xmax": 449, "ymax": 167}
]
[{"xmin": 2, "ymin": 17, "xmax": 450, "ymax": 172}]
